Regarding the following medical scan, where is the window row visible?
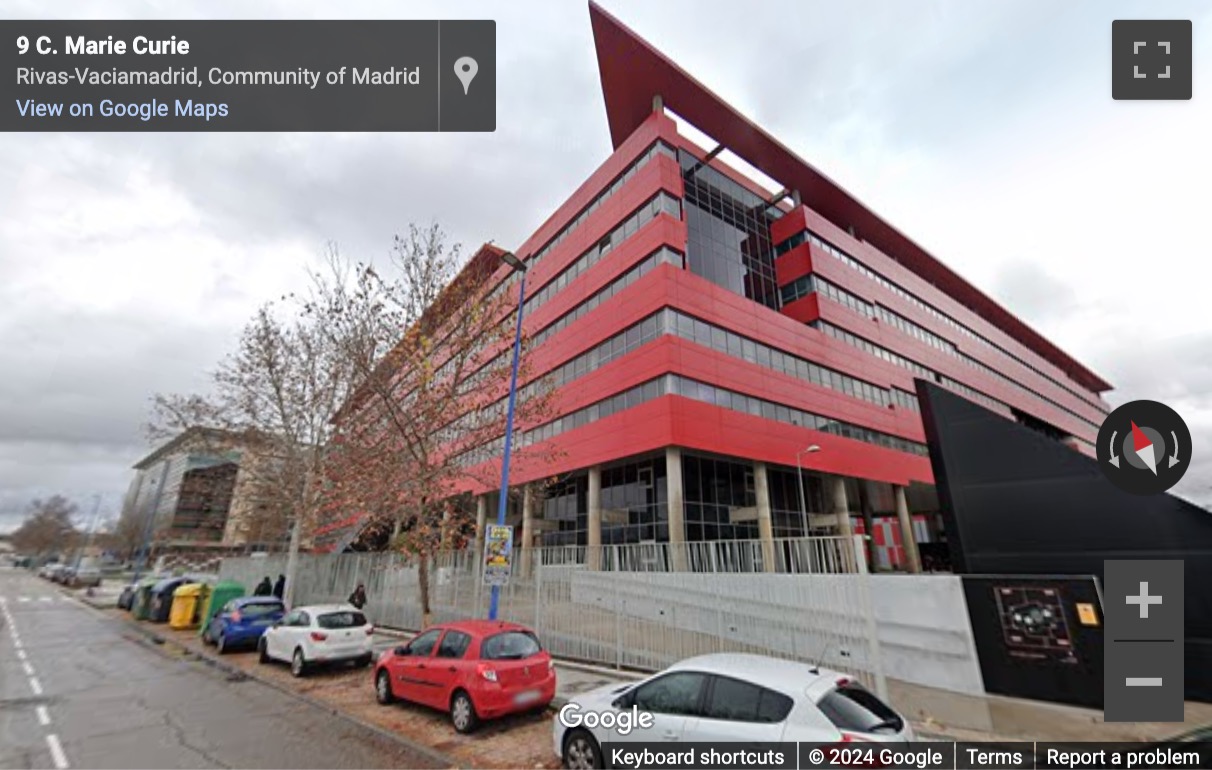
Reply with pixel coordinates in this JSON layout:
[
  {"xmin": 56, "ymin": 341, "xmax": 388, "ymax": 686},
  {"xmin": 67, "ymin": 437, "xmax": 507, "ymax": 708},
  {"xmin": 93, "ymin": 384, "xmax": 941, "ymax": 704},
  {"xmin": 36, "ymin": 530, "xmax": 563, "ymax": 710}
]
[
  {"xmin": 814, "ymin": 321, "xmax": 934, "ymax": 381},
  {"xmin": 487, "ymin": 141, "xmax": 678, "ymax": 305},
  {"xmin": 667, "ymin": 375, "xmax": 930, "ymax": 457},
  {"xmin": 875, "ymin": 305, "xmax": 956, "ymax": 354},
  {"xmin": 436, "ymin": 194, "xmax": 680, "ymax": 389},
  {"xmin": 531, "ymin": 247, "xmax": 683, "ymax": 349},
  {"xmin": 522, "ymin": 192, "xmax": 682, "ymax": 317},
  {"xmin": 668, "ymin": 309, "xmax": 895, "ymax": 411},
  {"xmin": 781, "ymin": 274, "xmax": 875, "ymax": 319},
  {"xmin": 774, "ymin": 228, "xmax": 1107, "ymax": 413}
]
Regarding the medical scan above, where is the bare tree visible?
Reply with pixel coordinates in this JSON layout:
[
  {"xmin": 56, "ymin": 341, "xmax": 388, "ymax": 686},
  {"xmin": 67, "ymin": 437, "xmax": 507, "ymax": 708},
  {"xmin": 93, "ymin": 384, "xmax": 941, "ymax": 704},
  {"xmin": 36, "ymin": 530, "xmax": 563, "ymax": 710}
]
[
  {"xmin": 313, "ymin": 223, "xmax": 558, "ymax": 627},
  {"xmin": 151, "ymin": 279, "xmax": 360, "ymax": 606},
  {"xmin": 11, "ymin": 496, "xmax": 79, "ymax": 557}
]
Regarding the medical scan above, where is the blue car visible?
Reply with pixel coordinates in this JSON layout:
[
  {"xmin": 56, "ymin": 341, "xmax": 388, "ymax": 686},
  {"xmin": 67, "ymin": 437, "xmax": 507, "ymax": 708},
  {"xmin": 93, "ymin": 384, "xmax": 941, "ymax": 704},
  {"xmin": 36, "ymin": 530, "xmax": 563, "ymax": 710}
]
[{"xmin": 202, "ymin": 596, "xmax": 286, "ymax": 654}]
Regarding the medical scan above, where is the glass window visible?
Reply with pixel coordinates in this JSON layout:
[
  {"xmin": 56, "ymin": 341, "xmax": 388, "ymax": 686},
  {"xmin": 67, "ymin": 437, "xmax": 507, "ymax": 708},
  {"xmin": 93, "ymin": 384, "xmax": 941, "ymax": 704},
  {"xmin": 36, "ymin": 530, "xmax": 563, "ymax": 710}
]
[
  {"xmin": 481, "ymin": 631, "xmax": 542, "ymax": 660},
  {"xmin": 630, "ymin": 672, "xmax": 707, "ymax": 716},
  {"xmin": 406, "ymin": 628, "xmax": 442, "ymax": 657},
  {"xmin": 436, "ymin": 631, "xmax": 472, "ymax": 659},
  {"xmin": 704, "ymin": 676, "xmax": 794, "ymax": 724},
  {"xmin": 817, "ymin": 682, "xmax": 903, "ymax": 735}
]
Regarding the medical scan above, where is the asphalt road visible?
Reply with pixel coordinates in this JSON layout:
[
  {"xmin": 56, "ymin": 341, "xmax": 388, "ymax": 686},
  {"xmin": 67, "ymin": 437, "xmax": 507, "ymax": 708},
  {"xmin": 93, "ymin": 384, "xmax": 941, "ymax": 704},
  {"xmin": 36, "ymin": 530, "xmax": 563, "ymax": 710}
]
[{"xmin": 0, "ymin": 567, "xmax": 440, "ymax": 770}]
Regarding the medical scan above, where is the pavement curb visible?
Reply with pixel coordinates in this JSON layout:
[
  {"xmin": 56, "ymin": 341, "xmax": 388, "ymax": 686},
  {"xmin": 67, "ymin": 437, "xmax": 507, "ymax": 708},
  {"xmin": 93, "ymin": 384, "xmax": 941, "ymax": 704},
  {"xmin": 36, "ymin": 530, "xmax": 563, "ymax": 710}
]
[{"xmin": 111, "ymin": 614, "xmax": 467, "ymax": 770}]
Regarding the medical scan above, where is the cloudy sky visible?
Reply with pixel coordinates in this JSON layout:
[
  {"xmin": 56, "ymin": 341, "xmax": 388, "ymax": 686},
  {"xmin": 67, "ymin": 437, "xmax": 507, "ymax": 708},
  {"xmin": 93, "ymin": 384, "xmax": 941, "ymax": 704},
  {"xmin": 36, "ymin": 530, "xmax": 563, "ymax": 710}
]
[{"xmin": 2, "ymin": 0, "xmax": 1209, "ymax": 532}]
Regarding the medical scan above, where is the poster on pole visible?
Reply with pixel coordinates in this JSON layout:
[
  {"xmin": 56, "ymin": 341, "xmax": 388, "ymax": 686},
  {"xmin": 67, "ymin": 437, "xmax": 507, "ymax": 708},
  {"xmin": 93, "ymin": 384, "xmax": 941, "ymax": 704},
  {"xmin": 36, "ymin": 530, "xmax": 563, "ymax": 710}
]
[{"xmin": 482, "ymin": 524, "xmax": 514, "ymax": 586}]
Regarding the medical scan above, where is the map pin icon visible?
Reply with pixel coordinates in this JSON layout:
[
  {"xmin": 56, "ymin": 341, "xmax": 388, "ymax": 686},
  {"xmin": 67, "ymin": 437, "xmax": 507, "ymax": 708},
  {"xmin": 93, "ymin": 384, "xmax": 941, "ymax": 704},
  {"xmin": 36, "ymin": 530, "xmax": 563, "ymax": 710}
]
[{"xmin": 454, "ymin": 56, "xmax": 478, "ymax": 95}]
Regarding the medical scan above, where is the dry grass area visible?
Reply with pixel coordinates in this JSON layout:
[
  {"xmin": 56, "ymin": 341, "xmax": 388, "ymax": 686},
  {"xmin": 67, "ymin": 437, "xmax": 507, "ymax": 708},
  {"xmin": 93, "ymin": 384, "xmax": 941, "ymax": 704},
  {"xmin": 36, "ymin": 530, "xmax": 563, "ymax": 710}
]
[{"xmin": 109, "ymin": 610, "xmax": 561, "ymax": 769}]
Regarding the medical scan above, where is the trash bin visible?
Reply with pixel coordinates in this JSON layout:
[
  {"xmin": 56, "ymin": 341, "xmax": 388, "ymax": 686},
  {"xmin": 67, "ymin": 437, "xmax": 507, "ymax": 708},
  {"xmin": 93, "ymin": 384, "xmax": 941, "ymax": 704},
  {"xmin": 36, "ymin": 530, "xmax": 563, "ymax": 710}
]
[
  {"xmin": 131, "ymin": 576, "xmax": 161, "ymax": 620},
  {"xmin": 199, "ymin": 580, "xmax": 246, "ymax": 636},
  {"xmin": 148, "ymin": 577, "xmax": 188, "ymax": 623},
  {"xmin": 169, "ymin": 583, "xmax": 209, "ymax": 630}
]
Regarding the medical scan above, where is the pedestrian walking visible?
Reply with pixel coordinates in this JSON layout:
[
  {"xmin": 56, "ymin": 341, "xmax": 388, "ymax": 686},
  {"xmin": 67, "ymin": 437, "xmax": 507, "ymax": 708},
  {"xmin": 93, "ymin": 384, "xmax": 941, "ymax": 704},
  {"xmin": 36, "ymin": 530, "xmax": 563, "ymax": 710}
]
[
  {"xmin": 348, "ymin": 583, "xmax": 367, "ymax": 610},
  {"xmin": 254, "ymin": 576, "xmax": 273, "ymax": 596},
  {"xmin": 272, "ymin": 574, "xmax": 285, "ymax": 599}
]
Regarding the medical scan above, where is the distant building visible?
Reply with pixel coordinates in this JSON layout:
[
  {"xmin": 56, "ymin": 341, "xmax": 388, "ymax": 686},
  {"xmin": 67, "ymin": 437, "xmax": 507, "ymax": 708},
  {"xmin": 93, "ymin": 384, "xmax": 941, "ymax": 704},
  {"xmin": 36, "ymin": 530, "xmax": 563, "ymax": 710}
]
[{"xmin": 121, "ymin": 428, "xmax": 292, "ymax": 550}]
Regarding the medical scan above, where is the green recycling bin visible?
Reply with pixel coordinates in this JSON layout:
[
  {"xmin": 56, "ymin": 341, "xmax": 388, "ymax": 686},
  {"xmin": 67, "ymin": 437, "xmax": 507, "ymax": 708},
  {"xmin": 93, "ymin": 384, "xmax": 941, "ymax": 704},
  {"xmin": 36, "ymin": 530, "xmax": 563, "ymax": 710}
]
[
  {"xmin": 199, "ymin": 580, "xmax": 246, "ymax": 637},
  {"xmin": 131, "ymin": 576, "xmax": 161, "ymax": 621}
]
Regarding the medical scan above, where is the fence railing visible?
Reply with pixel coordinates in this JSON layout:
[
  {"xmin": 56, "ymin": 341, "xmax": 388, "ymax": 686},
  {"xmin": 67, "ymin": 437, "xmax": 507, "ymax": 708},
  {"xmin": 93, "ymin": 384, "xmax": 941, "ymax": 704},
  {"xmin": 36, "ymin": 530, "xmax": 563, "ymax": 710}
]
[{"xmin": 217, "ymin": 536, "xmax": 886, "ymax": 697}]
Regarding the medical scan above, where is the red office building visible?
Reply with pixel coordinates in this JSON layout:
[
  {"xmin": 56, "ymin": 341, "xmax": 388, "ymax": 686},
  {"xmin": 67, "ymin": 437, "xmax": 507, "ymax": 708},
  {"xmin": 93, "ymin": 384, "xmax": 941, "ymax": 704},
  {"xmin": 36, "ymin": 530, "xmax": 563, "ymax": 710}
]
[{"xmin": 323, "ymin": 4, "xmax": 1113, "ymax": 570}]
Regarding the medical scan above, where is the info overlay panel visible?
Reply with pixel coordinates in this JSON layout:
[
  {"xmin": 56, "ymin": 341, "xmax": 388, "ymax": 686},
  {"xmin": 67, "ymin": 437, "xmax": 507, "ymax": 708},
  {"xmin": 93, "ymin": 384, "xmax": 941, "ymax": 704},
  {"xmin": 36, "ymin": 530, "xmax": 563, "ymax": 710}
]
[{"xmin": 1, "ymin": 21, "xmax": 495, "ymax": 131}]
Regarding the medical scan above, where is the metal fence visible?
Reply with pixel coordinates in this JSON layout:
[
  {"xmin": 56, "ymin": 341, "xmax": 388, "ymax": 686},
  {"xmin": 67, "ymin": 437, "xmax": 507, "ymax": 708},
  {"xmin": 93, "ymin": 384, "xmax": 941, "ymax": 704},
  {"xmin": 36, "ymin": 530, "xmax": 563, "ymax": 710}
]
[{"xmin": 218, "ymin": 536, "xmax": 886, "ymax": 697}]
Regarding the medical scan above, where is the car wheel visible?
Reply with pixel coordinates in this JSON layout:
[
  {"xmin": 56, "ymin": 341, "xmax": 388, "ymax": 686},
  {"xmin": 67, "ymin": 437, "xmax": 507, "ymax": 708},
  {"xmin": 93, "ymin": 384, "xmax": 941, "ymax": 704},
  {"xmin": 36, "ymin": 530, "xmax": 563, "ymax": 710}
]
[
  {"xmin": 216, "ymin": 633, "xmax": 227, "ymax": 655},
  {"xmin": 356, "ymin": 653, "xmax": 373, "ymax": 668},
  {"xmin": 258, "ymin": 638, "xmax": 270, "ymax": 664},
  {"xmin": 449, "ymin": 689, "xmax": 479, "ymax": 734},
  {"xmin": 375, "ymin": 670, "xmax": 394, "ymax": 705},
  {"xmin": 563, "ymin": 729, "xmax": 603, "ymax": 770},
  {"xmin": 290, "ymin": 648, "xmax": 307, "ymax": 678}
]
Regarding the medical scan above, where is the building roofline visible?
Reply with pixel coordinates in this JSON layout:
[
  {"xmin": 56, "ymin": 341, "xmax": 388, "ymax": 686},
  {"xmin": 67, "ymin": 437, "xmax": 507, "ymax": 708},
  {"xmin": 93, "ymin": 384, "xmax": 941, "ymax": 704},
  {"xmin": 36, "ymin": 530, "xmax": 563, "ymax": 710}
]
[
  {"xmin": 587, "ymin": 1, "xmax": 1111, "ymax": 393},
  {"xmin": 132, "ymin": 427, "xmax": 246, "ymax": 470}
]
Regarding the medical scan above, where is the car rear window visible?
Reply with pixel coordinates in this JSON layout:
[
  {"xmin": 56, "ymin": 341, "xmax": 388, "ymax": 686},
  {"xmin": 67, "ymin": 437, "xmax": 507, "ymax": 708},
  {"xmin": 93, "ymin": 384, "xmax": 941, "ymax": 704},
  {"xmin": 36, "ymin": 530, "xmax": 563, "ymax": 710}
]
[
  {"xmin": 242, "ymin": 602, "xmax": 283, "ymax": 618},
  {"xmin": 480, "ymin": 631, "xmax": 541, "ymax": 660},
  {"xmin": 817, "ymin": 681, "xmax": 903, "ymax": 734},
  {"xmin": 317, "ymin": 611, "xmax": 368, "ymax": 629}
]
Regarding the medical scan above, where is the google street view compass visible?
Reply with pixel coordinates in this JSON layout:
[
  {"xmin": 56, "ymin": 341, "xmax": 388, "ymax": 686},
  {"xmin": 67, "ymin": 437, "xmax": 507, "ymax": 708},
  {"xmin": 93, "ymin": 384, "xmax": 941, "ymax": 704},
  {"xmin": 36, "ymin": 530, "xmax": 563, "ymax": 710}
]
[{"xmin": 1096, "ymin": 399, "xmax": 1191, "ymax": 495}]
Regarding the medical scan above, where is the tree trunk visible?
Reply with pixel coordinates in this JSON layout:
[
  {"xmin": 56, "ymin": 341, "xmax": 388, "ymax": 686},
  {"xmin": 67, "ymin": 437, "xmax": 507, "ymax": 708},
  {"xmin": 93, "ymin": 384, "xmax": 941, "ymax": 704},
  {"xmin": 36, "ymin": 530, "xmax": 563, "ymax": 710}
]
[{"xmin": 418, "ymin": 554, "xmax": 432, "ymax": 628}]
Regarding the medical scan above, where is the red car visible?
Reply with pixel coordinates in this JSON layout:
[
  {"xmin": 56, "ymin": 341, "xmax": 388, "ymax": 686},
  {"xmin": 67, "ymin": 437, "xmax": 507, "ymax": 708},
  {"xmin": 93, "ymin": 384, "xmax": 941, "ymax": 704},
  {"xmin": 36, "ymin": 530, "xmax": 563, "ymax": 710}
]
[{"xmin": 374, "ymin": 619, "xmax": 556, "ymax": 733}]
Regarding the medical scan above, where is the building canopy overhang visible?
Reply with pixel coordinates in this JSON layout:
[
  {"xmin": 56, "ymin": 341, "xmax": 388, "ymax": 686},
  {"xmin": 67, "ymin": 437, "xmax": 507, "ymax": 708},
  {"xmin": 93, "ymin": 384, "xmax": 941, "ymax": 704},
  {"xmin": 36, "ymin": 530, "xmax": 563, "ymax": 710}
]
[{"xmin": 588, "ymin": 1, "xmax": 1111, "ymax": 394}]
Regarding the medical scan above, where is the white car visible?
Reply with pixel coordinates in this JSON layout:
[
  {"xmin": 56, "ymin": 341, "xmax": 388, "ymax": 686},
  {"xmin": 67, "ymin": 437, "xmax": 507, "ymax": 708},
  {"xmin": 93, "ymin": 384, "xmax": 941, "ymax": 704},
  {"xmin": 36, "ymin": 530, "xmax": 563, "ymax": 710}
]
[
  {"xmin": 554, "ymin": 653, "xmax": 913, "ymax": 769},
  {"xmin": 257, "ymin": 604, "xmax": 375, "ymax": 677}
]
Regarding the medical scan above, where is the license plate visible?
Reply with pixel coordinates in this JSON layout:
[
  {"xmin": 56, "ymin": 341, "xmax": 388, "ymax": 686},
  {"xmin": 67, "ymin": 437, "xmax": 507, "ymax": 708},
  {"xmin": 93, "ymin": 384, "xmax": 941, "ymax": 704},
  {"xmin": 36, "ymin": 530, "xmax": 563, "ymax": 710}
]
[{"xmin": 514, "ymin": 689, "xmax": 541, "ymax": 705}]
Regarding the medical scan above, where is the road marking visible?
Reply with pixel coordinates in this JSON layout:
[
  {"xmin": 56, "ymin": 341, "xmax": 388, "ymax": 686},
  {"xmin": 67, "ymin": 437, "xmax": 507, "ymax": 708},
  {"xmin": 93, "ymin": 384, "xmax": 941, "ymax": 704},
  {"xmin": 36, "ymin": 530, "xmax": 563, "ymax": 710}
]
[
  {"xmin": 46, "ymin": 734, "xmax": 69, "ymax": 769},
  {"xmin": 21, "ymin": 661, "xmax": 34, "ymax": 676},
  {"xmin": 17, "ymin": 649, "xmax": 27, "ymax": 660},
  {"xmin": 39, "ymin": 596, "xmax": 53, "ymax": 603},
  {"xmin": 29, "ymin": 676, "xmax": 42, "ymax": 695},
  {"xmin": 36, "ymin": 705, "xmax": 50, "ymax": 726},
  {"xmin": 18, "ymin": 597, "xmax": 29, "ymax": 602}
]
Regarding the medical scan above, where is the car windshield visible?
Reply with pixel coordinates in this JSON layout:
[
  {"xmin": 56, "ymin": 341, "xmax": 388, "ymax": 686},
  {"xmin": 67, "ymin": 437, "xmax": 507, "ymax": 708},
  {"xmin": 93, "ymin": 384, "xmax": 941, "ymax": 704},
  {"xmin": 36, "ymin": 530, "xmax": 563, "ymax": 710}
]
[
  {"xmin": 317, "ymin": 611, "xmax": 367, "ymax": 629},
  {"xmin": 241, "ymin": 602, "xmax": 283, "ymax": 618},
  {"xmin": 480, "ymin": 631, "xmax": 541, "ymax": 660},
  {"xmin": 817, "ymin": 681, "xmax": 903, "ymax": 734}
]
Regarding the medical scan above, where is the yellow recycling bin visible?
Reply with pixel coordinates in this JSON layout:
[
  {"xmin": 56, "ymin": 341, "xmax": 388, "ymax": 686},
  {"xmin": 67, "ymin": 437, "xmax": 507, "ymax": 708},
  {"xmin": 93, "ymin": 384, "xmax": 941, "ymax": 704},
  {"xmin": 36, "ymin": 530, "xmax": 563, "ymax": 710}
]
[{"xmin": 169, "ymin": 583, "xmax": 210, "ymax": 630}]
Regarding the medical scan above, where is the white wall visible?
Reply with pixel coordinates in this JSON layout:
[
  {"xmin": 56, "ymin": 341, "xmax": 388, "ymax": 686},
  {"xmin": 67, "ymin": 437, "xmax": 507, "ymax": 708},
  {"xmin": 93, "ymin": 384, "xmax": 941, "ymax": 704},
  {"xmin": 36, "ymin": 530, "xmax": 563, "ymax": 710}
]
[{"xmin": 570, "ymin": 571, "xmax": 985, "ymax": 696}]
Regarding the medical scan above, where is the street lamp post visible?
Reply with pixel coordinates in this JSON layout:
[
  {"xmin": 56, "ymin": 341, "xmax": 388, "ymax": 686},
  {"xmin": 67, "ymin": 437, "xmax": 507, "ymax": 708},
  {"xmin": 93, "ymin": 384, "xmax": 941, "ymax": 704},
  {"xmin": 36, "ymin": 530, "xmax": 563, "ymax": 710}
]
[
  {"xmin": 794, "ymin": 445, "xmax": 822, "ymax": 537},
  {"xmin": 488, "ymin": 252, "xmax": 528, "ymax": 621}
]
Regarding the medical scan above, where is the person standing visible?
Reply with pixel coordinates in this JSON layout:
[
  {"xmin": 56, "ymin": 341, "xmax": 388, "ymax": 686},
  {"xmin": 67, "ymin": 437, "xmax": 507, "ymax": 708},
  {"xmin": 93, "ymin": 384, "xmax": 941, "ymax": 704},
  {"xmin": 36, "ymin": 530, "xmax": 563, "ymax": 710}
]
[
  {"xmin": 348, "ymin": 583, "xmax": 367, "ymax": 610},
  {"xmin": 254, "ymin": 576, "xmax": 272, "ymax": 596},
  {"xmin": 272, "ymin": 574, "xmax": 285, "ymax": 599}
]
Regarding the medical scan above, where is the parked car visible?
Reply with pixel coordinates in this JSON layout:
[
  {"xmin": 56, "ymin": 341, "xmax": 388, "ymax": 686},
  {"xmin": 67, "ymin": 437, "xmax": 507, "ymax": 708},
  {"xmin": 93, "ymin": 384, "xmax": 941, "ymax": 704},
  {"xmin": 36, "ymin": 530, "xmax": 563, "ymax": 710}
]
[
  {"xmin": 553, "ymin": 653, "xmax": 913, "ymax": 769},
  {"xmin": 375, "ymin": 620, "xmax": 555, "ymax": 734},
  {"xmin": 258, "ymin": 604, "xmax": 374, "ymax": 677},
  {"xmin": 57, "ymin": 566, "xmax": 77, "ymax": 585},
  {"xmin": 203, "ymin": 597, "xmax": 286, "ymax": 654},
  {"xmin": 39, "ymin": 563, "xmax": 64, "ymax": 580},
  {"xmin": 70, "ymin": 565, "xmax": 102, "ymax": 588}
]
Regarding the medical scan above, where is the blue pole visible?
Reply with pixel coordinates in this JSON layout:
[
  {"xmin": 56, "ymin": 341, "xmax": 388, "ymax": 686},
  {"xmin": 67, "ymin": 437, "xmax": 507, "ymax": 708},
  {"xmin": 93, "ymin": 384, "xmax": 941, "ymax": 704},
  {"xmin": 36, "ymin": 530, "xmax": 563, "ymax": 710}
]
[{"xmin": 489, "ymin": 270, "xmax": 527, "ymax": 621}]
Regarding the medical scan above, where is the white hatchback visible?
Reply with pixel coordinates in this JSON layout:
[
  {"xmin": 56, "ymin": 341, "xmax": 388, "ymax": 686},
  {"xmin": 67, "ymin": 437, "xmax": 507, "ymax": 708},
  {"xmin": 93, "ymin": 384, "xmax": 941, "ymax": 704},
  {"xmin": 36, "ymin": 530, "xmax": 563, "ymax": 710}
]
[
  {"xmin": 554, "ymin": 653, "xmax": 914, "ymax": 769},
  {"xmin": 258, "ymin": 604, "xmax": 375, "ymax": 677}
]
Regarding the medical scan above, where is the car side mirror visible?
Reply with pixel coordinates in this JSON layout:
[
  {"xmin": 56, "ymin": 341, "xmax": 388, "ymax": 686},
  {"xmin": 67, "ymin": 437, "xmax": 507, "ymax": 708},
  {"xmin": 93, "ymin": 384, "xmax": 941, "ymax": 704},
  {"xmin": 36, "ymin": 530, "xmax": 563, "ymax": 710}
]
[
  {"xmin": 394, "ymin": 646, "xmax": 410, "ymax": 656},
  {"xmin": 611, "ymin": 693, "xmax": 632, "ymax": 710}
]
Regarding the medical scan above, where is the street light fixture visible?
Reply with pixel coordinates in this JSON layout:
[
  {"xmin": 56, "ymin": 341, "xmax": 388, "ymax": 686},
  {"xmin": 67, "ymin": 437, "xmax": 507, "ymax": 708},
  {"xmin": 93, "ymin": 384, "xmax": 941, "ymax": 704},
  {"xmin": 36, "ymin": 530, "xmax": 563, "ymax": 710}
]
[
  {"xmin": 489, "ymin": 251, "xmax": 528, "ymax": 621},
  {"xmin": 795, "ymin": 445, "xmax": 821, "ymax": 537}
]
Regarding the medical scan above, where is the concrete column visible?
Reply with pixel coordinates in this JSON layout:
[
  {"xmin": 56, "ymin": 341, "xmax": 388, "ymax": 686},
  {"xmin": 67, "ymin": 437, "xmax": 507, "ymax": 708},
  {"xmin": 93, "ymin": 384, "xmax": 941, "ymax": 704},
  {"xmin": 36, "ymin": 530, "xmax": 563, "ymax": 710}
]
[
  {"xmin": 665, "ymin": 447, "xmax": 687, "ymax": 571},
  {"xmin": 652, "ymin": 94, "xmax": 664, "ymax": 113},
  {"xmin": 519, "ymin": 484, "xmax": 537, "ymax": 577},
  {"xmin": 830, "ymin": 475, "xmax": 854, "ymax": 538},
  {"xmin": 895, "ymin": 485, "xmax": 922, "ymax": 574},
  {"xmin": 858, "ymin": 481, "xmax": 877, "ymax": 570},
  {"xmin": 791, "ymin": 189, "xmax": 802, "ymax": 206},
  {"xmin": 754, "ymin": 461, "xmax": 776, "ymax": 573},
  {"xmin": 472, "ymin": 495, "xmax": 488, "ymax": 555},
  {"xmin": 587, "ymin": 466, "xmax": 602, "ymax": 570}
]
